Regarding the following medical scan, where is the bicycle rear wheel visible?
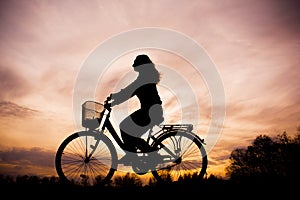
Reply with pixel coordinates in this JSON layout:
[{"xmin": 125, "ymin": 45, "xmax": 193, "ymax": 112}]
[
  {"xmin": 151, "ymin": 130, "xmax": 207, "ymax": 183},
  {"xmin": 55, "ymin": 130, "xmax": 117, "ymax": 187}
]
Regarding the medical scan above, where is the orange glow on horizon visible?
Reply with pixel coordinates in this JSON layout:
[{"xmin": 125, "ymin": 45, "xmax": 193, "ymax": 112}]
[{"xmin": 0, "ymin": 0, "xmax": 299, "ymax": 181}]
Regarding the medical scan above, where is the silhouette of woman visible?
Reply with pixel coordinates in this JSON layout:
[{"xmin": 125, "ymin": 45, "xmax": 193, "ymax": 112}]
[{"xmin": 110, "ymin": 54, "xmax": 164, "ymax": 154}]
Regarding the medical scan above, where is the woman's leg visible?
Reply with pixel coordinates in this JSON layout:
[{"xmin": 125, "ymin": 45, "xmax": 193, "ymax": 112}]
[{"xmin": 120, "ymin": 109, "xmax": 151, "ymax": 152}]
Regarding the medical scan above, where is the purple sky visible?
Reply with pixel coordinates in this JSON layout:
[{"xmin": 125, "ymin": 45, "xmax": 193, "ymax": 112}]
[{"xmin": 0, "ymin": 0, "xmax": 299, "ymax": 178}]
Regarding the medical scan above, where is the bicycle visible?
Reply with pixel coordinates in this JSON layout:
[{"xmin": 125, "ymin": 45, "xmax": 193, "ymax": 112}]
[{"xmin": 55, "ymin": 95, "xmax": 208, "ymax": 186}]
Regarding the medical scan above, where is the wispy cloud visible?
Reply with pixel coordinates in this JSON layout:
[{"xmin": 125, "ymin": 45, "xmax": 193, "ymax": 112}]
[
  {"xmin": 0, "ymin": 147, "xmax": 55, "ymax": 177},
  {"xmin": 0, "ymin": 147, "xmax": 54, "ymax": 167},
  {"xmin": 0, "ymin": 101, "xmax": 38, "ymax": 118}
]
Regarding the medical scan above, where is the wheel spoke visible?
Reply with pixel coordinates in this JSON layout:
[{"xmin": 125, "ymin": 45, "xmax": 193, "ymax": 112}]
[
  {"xmin": 55, "ymin": 131, "xmax": 117, "ymax": 186},
  {"xmin": 152, "ymin": 130, "xmax": 207, "ymax": 183}
]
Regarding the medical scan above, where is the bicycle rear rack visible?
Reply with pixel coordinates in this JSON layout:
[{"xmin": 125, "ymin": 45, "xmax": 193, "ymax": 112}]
[
  {"xmin": 159, "ymin": 124, "xmax": 193, "ymax": 132},
  {"xmin": 159, "ymin": 124, "xmax": 206, "ymax": 145}
]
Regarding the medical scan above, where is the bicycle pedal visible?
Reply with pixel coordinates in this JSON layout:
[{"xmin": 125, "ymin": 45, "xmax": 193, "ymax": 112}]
[{"xmin": 119, "ymin": 153, "xmax": 136, "ymax": 165}]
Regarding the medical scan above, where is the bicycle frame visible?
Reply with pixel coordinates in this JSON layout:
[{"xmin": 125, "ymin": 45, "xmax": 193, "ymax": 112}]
[{"xmin": 96, "ymin": 104, "xmax": 204, "ymax": 163}]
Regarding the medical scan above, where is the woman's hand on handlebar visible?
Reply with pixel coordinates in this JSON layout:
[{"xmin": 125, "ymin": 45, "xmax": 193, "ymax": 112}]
[
  {"xmin": 104, "ymin": 94, "xmax": 112, "ymax": 110},
  {"xmin": 106, "ymin": 94, "xmax": 112, "ymax": 101}
]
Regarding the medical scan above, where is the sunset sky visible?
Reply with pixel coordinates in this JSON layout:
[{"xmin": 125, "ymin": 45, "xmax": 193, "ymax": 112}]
[{"xmin": 0, "ymin": 0, "xmax": 299, "ymax": 180}]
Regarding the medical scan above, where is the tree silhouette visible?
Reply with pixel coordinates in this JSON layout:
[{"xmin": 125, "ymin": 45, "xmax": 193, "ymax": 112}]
[
  {"xmin": 113, "ymin": 172, "xmax": 143, "ymax": 188},
  {"xmin": 225, "ymin": 127, "xmax": 300, "ymax": 182}
]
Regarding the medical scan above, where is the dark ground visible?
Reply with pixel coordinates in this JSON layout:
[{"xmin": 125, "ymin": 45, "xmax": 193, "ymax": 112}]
[{"xmin": 1, "ymin": 176, "xmax": 297, "ymax": 200}]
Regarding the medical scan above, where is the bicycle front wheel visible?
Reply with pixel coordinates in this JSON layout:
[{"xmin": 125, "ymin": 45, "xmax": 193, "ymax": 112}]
[
  {"xmin": 151, "ymin": 130, "xmax": 207, "ymax": 183},
  {"xmin": 55, "ymin": 130, "xmax": 117, "ymax": 187}
]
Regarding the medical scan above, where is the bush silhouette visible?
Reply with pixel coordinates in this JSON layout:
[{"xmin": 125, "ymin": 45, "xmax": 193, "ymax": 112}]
[{"xmin": 225, "ymin": 127, "xmax": 300, "ymax": 182}]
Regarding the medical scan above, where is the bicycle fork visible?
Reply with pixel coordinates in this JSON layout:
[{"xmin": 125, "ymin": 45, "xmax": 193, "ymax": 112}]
[{"xmin": 83, "ymin": 133, "xmax": 102, "ymax": 163}]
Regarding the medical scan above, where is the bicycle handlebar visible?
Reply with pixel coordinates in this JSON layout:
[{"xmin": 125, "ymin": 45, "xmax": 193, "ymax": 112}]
[{"xmin": 104, "ymin": 94, "xmax": 112, "ymax": 110}]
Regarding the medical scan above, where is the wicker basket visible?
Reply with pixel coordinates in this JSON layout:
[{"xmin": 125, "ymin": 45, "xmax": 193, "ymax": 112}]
[{"xmin": 82, "ymin": 101, "xmax": 104, "ymax": 129}]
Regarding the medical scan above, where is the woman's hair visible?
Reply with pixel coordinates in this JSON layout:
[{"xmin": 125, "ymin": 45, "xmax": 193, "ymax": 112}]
[{"xmin": 133, "ymin": 54, "xmax": 161, "ymax": 83}]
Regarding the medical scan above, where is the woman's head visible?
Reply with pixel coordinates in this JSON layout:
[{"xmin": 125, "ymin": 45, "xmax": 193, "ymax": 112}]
[
  {"xmin": 132, "ymin": 54, "xmax": 161, "ymax": 83},
  {"xmin": 132, "ymin": 54, "xmax": 153, "ymax": 67}
]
